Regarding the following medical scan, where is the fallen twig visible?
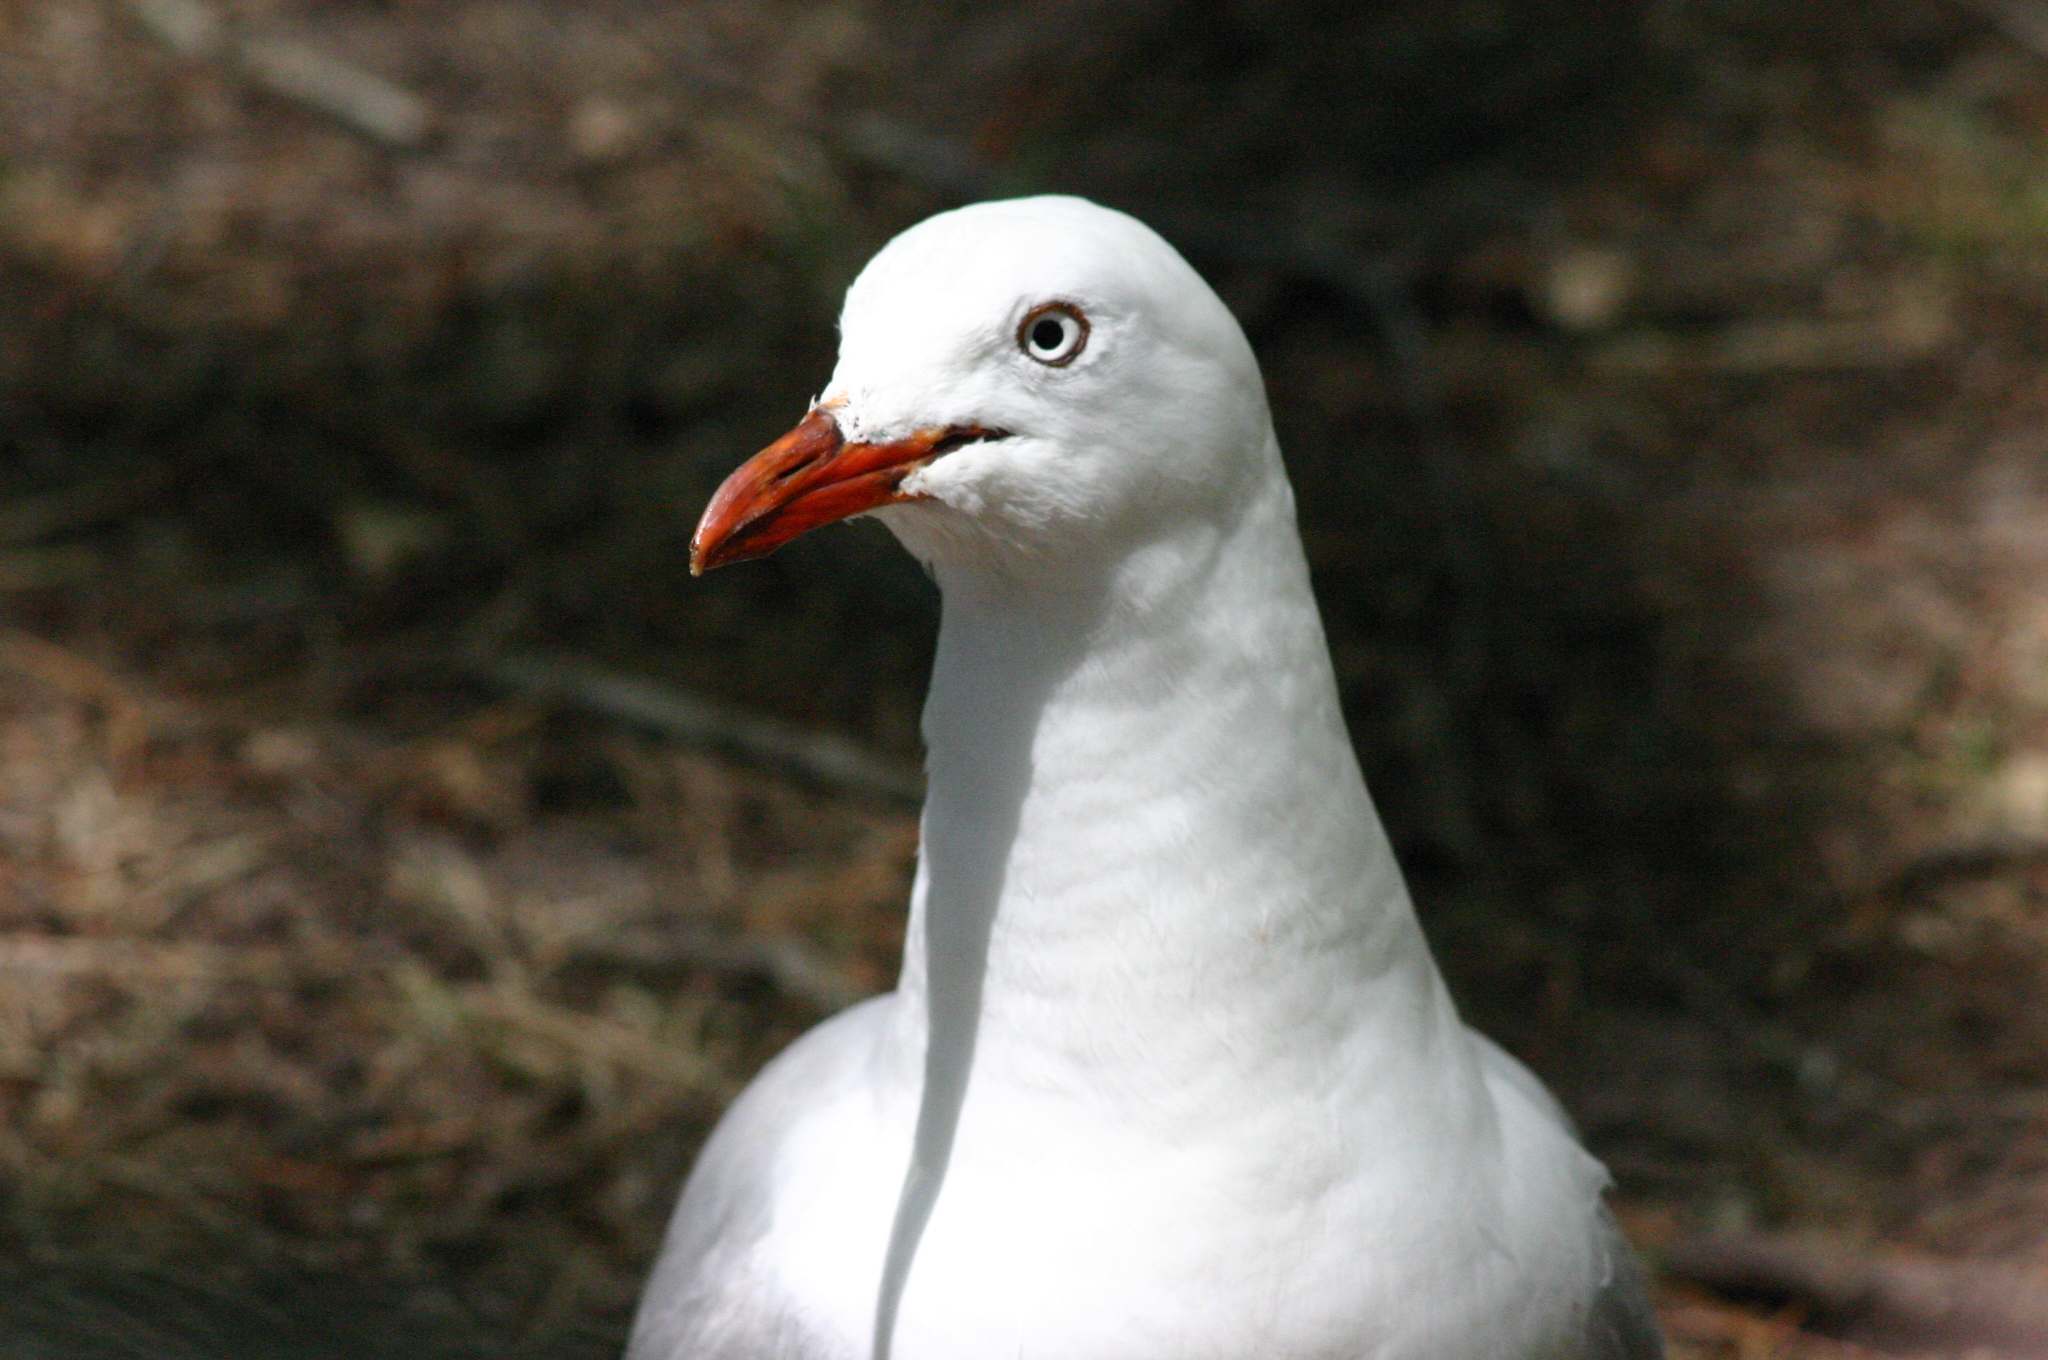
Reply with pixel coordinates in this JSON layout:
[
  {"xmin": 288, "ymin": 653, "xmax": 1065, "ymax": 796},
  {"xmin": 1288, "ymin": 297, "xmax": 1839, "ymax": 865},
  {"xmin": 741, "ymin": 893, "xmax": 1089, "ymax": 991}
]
[
  {"xmin": 476, "ymin": 653, "xmax": 925, "ymax": 803},
  {"xmin": 1882, "ymin": 834, "xmax": 2048, "ymax": 893},
  {"xmin": 456, "ymin": 980, "xmax": 735, "ymax": 1095},
  {"xmin": 127, "ymin": 0, "xmax": 221, "ymax": 56},
  {"xmin": 1664, "ymin": 1232, "xmax": 2048, "ymax": 1351},
  {"xmin": 126, "ymin": 0, "xmax": 433, "ymax": 148},
  {"xmin": 235, "ymin": 36, "xmax": 432, "ymax": 149},
  {"xmin": 572, "ymin": 926, "xmax": 874, "ymax": 1015},
  {"xmin": 0, "ymin": 935, "xmax": 295, "ymax": 984}
]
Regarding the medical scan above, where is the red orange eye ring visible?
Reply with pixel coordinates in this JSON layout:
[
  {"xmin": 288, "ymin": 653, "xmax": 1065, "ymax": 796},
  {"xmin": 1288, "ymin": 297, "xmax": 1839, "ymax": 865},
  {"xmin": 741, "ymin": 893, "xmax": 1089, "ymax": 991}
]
[{"xmin": 1017, "ymin": 302, "xmax": 1090, "ymax": 366}]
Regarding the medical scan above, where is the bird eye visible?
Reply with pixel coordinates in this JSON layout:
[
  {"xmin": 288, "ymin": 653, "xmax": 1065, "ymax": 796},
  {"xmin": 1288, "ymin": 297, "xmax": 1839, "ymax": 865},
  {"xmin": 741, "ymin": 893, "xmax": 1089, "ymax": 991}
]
[{"xmin": 1018, "ymin": 304, "xmax": 1089, "ymax": 366}]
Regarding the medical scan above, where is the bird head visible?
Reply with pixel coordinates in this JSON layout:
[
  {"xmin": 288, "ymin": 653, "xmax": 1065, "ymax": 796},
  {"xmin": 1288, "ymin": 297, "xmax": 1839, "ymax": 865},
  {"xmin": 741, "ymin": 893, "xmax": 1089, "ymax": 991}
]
[{"xmin": 689, "ymin": 196, "xmax": 1273, "ymax": 576}]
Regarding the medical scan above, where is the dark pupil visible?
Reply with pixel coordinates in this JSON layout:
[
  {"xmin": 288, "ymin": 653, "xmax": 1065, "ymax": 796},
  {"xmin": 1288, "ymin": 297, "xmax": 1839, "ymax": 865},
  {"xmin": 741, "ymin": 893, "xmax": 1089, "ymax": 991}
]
[{"xmin": 1030, "ymin": 317, "xmax": 1066, "ymax": 351}]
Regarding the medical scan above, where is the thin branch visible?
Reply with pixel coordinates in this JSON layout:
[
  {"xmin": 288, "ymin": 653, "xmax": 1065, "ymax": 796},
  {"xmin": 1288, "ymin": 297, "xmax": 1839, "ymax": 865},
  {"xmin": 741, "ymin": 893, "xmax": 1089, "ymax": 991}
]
[
  {"xmin": 126, "ymin": 0, "xmax": 434, "ymax": 148},
  {"xmin": 571, "ymin": 927, "xmax": 873, "ymax": 1015},
  {"xmin": 474, "ymin": 653, "xmax": 925, "ymax": 803},
  {"xmin": 126, "ymin": 0, "xmax": 222, "ymax": 57},
  {"xmin": 235, "ymin": 37, "xmax": 433, "ymax": 149},
  {"xmin": 1664, "ymin": 1232, "xmax": 2048, "ymax": 1351}
]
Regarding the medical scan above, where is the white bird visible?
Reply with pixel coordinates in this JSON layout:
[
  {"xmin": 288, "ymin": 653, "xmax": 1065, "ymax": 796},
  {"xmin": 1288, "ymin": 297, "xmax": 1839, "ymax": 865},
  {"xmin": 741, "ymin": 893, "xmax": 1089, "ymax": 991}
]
[{"xmin": 628, "ymin": 195, "xmax": 1664, "ymax": 1360}]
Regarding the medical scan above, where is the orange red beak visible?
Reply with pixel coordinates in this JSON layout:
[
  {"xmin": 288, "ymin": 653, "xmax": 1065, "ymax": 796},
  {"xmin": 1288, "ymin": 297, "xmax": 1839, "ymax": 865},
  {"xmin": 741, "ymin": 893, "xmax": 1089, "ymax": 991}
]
[{"xmin": 690, "ymin": 407, "xmax": 1001, "ymax": 574}]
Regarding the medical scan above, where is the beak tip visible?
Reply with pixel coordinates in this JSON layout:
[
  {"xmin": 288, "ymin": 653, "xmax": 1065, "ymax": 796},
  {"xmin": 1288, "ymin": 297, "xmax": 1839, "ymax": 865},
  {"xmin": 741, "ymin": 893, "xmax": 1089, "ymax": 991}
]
[{"xmin": 692, "ymin": 406, "xmax": 943, "ymax": 577}]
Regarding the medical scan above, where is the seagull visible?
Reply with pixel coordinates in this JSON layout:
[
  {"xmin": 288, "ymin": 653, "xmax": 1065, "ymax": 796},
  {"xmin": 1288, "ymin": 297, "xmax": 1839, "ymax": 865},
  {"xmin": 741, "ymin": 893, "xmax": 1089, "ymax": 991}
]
[{"xmin": 628, "ymin": 195, "xmax": 1664, "ymax": 1360}]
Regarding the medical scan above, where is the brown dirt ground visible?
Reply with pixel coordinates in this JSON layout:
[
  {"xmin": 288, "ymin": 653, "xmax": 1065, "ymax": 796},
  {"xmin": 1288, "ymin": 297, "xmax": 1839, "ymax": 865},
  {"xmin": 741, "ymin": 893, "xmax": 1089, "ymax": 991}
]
[{"xmin": 10, "ymin": 0, "xmax": 2048, "ymax": 1356}]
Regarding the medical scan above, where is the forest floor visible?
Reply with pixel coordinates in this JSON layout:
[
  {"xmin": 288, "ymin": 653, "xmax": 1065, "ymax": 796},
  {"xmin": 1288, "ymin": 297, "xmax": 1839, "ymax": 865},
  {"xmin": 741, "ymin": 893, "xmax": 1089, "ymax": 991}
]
[{"xmin": 9, "ymin": 0, "xmax": 2048, "ymax": 1356}]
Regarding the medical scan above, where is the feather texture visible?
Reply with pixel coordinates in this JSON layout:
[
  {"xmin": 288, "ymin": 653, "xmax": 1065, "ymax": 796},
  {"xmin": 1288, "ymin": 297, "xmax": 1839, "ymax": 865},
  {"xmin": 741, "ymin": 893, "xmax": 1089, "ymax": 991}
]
[{"xmin": 628, "ymin": 196, "xmax": 1664, "ymax": 1360}]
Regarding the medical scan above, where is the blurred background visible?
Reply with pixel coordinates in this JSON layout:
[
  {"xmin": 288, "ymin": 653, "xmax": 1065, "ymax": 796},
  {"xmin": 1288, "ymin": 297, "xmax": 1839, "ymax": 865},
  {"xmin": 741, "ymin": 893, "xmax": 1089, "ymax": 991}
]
[{"xmin": 5, "ymin": 0, "xmax": 2048, "ymax": 1354}]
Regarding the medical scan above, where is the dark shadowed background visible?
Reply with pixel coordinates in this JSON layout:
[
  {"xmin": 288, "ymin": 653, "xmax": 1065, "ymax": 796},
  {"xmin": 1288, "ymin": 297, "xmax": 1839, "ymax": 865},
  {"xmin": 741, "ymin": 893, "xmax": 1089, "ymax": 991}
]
[{"xmin": 5, "ymin": 0, "xmax": 2048, "ymax": 1354}]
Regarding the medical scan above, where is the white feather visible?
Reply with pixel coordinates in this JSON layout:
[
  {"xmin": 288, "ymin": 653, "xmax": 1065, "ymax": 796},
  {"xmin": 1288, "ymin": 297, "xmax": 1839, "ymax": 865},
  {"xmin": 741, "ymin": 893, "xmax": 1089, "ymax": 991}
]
[{"xmin": 629, "ymin": 195, "xmax": 1662, "ymax": 1360}]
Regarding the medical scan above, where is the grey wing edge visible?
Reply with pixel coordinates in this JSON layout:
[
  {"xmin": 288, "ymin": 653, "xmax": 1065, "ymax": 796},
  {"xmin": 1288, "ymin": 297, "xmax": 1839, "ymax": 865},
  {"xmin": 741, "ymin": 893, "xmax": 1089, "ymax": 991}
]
[{"xmin": 1587, "ymin": 1204, "xmax": 1664, "ymax": 1360}]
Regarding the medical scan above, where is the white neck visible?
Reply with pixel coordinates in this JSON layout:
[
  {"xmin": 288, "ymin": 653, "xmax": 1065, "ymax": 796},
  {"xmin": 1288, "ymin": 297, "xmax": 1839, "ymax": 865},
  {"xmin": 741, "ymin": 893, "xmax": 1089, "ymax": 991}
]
[
  {"xmin": 887, "ymin": 441, "xmax": 1468, "ymax": 1119},
  {"xmin": 866, "ymin": 439, "xmax": 1488, "ymax": 1360}
]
